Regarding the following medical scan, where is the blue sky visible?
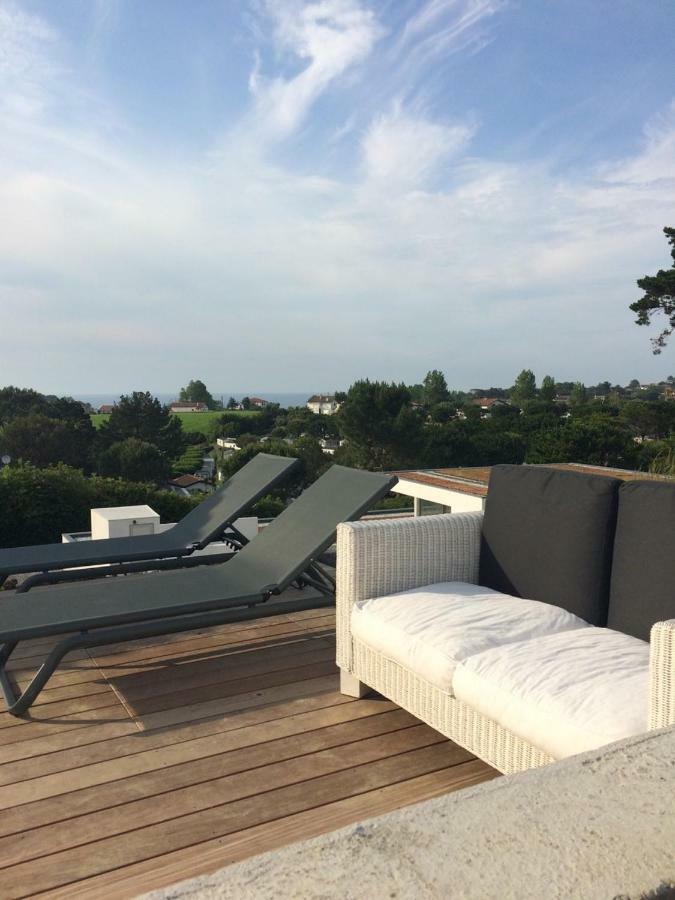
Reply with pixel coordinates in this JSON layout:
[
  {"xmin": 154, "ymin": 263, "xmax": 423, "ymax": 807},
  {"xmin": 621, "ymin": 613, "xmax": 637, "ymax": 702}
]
[{"xmin": 1, "ymin": 0, "xmax": 674, "ymax": 395}]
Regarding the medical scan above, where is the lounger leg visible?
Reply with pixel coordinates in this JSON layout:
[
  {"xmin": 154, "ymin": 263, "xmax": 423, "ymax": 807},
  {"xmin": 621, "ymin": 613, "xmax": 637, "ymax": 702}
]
[
  {"xmin": 340, "ymin": 669, "xmax": 370, "ymax": 698},
  {"xmin": 0, "ymin": 634, "xmax": 83, "ymax": 717},
  {"xmin": 2, "ymin": 592, "xmax": 337, "ymax": 716}
]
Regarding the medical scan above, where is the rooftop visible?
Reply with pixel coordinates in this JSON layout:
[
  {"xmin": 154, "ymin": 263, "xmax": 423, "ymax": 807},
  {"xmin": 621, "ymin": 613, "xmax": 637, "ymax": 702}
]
[
  {"xmin": 168, "ymin": 474, "xmax": 206, "ymax": 488},
  {"xmin": 393, "ymin": 462, "xmax": 674, "ymax": 498},
  {"xmin": 0, "ymin": 597, "xmax": 495, "ymax": 897}
]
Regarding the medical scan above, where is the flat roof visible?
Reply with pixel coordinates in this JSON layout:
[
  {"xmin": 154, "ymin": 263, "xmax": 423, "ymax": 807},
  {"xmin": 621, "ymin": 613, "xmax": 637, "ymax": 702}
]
[
  {"xmin": 392, "ymin": 463, "xmax": 673, "ymax": 498},
  {"xmin": 90, "ymin": 504, "xmax": 158, "ymax": 520}
]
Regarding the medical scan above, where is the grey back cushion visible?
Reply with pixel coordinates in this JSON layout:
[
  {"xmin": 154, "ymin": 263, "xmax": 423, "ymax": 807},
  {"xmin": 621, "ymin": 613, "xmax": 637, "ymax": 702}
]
[
  {"xmin": 479, "ymin": 465, "xmax": 621, "ymax": 625},
  {"xmin": 608, "ymin": 480, "xmax": 675, "ymax": 641}
]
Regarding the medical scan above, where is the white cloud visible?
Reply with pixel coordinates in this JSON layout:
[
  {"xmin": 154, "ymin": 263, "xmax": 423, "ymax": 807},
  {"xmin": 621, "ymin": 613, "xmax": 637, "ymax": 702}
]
[
  {"xmin": 0, "ymin": 0, "xmax": 674, "ymax": 393},
  {"xmin": 602, "ymin": 102, "xmax": 675, "ymax": 185},
  {"xmin": 391, "ymin": 0, "xmax": 506, "ymax": 83},
  {"xmin": 249, "ymin": 0, "xmax": 381, "ymax": 140},
  {"xmin": 362, "ymin": 105, "xmax": 475, "ymax": 185},
  {"xmin": 0, "ymin": 1, "xmax": 59, "ymax": 119}
]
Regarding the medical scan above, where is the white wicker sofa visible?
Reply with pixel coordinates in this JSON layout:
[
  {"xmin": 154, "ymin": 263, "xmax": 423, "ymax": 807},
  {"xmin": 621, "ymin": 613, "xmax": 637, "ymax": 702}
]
[{"xmin": 336, "ymin": 466, "xmax": 675, "ymax": 775}]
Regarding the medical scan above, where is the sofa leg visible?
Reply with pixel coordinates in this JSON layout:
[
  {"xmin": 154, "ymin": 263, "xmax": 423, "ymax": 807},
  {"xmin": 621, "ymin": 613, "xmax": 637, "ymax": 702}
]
[{"xmin": 340, "ymin": 669, "xmax": 369, "ymax": 698}]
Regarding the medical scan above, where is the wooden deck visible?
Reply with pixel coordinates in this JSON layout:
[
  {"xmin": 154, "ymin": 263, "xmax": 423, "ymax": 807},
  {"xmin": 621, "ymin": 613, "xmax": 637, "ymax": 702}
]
[{"xmin": 0, "ymin": 603, "xmax": 498, "ymax": 899}]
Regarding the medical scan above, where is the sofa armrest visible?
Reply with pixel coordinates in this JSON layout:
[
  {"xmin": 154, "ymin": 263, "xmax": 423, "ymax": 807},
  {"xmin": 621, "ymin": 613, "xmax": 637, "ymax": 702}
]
[
  {"xmin": 335, "ymin": 512, "xmax": 483, "ymax": 670},
  {"xmin": 650, "ymin": 619, "xmax": 675, "ymax": 729}
]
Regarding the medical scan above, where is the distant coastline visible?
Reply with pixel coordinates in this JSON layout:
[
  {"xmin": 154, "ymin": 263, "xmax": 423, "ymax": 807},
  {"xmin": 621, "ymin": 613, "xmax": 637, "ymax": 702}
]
[{"xmin": 74, "ymin": 392, "xmax": 315, "ymax": 410}]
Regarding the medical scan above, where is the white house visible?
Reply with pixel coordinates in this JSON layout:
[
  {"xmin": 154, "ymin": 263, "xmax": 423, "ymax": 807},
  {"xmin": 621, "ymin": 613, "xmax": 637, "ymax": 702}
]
[
  {"xmin": 170, "ymin": 401, "xmax": 208, "ymax": 413},
  {"xmin": 216, "ymin": 437, "xmax": 241, "ymax": 451},
  {"xmin": 306, "ymin": 394, "xmax": 340, "ymax": 415},
  {"xmin": 319, "ymin": 438, "xmax": 342, "ymax": 455}
]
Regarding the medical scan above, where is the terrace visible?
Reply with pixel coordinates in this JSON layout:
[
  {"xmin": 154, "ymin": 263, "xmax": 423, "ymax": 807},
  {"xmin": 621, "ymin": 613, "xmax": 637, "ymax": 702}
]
[
  {"xmin": 1, "ymin": 463, "xmax": 674, "ymax": 899},
  {"xmin": 0, "ymin": 591, "xmax": 496, "ymax": 899}
]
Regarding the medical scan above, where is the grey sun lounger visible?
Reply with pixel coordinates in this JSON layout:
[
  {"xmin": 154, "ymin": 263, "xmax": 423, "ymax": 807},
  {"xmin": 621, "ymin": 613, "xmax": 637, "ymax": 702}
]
[
  {"xmin": 0, "ymin": 453, "xmax": 299, "ymax": 591},
  {"xmin": 0, "ymin": 465, "xmax": 396, "ymax": 715}
]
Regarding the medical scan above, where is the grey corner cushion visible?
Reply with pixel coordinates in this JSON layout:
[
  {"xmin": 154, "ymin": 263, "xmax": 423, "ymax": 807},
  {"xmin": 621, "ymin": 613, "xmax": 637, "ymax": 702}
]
[
  {"xmin": 479, "ymin": 465, "xmax": 621, "ymax": 625},
  {"xmin": 607, "ymin": 480, "xmax": 675, "ymax": 641}
]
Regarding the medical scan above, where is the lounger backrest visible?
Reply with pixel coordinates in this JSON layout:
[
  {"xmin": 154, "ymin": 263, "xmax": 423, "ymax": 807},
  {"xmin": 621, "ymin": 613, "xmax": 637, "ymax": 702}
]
[
  {"xmin": 168, "ymin": 453, "xmax": 300, "ymax": 548},
  {"xmin": 223, "ymin": 465, "xmax": 397, "ymax": 593}
]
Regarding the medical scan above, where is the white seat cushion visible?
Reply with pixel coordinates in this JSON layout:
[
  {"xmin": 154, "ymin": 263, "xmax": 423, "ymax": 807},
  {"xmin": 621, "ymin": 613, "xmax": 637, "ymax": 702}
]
[
  {"xmin": 350, "ymin": 582, "xmax": 588, "ymax": 693},
  {"xmin": 452, "ymin": 627, "xmax": 650, "ymax": 759}
]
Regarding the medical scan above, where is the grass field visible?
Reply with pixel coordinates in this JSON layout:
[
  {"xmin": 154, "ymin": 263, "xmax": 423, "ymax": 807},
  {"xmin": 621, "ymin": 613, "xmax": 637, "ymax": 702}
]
[{"xmin": 90, "ymin": 410, "xmax": 259, "ymax": 433}]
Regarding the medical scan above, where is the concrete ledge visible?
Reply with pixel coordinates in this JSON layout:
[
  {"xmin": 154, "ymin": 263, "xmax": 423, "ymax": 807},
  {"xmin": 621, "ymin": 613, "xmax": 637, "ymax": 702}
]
[{"xmin": 142, "ymin": 727, "xmax": 675, "ymax": 900}]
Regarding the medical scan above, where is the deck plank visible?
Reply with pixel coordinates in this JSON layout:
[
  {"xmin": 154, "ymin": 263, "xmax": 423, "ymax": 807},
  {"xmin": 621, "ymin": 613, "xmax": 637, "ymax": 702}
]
[
  {"xmin": 0, "ymin": 691, "xmax": 371, "ymax": 787},
  {"xmin": 0, "ymin": 711, "xmax": 425, "ymax": 860},
  {"xmin": 0, "ymin": 605, "xmax": 497, "ymax": 898},
  {"xmin": 40, "ymin": 763, "xmax": 496, "ymax": 900},
  {"xmin": 0, "ymin": 742, "xmax": 469, "ymax": 897},
  {"xmin": 0, "ymin": 704, "xmax": 410, "ymax": 814}
]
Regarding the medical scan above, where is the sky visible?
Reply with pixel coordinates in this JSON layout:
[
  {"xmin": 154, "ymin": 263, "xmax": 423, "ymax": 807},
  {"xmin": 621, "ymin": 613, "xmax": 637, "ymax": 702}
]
[{"xmin": 1, "ymin": 0, "xmax": 674, "ymax": 395}]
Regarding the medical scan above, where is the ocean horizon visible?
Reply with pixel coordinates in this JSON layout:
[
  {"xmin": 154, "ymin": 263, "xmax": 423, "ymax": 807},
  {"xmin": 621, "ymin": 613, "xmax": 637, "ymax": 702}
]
[{"xmin": 75, "ymin": 392, "xmax": 319, "ymax": 410}]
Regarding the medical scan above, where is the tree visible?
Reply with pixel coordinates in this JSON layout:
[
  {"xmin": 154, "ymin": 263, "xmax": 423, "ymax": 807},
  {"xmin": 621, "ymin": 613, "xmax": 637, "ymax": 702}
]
[
  {"xmin": 526, "ymin": 418, "xmax": 637, "ymax": 468},
  {"xmin": 240, "ymin": 397, "xmax": 252, "ymax": 410},
  {"xmin": 179, "ymin": 379, "xmax": 216, "ymax": 409},
  {"xmin": 630, "ymin": 227, "xmax": 675, "ymax": 353},
  {"xmin": 337, "ymin": 380, "xmax": 422, "ymax": 469},
  {"xmin": 517, "ymin": 401, "xmax": 563, "ymax": 435},
  {"xmin": 226, "ymin": 396, "xmax": 238, "ymax": 410},
  {"xmin": 421, "ymin": 370, "xmax": 449, "ymax": 408},
  {"xmin": 0, "ymin": 386, "xmax": 89, "ymax": 427},
  {"xmin": 0, "ymin": 414, "xmax": 95, "ymax": 470},
  {"xmin": 539, "ymin": 375, "xmax": 556, "ymax": 403},
  {"xmin": 570, "ymin": 382, "xmax": 588, "ymax": 406},
  {"xmin": 621, "ymin": 401, "xmax": 675, "ymax": 441},
  {"xmin": 97, "ymin": 438, "xmax": 170, "ymax": 483},
  {"xmin": 510, "ymin": 369, "xmax": 537, "ymax": 407},
  {"xmin": 98, "ymin": 392, "xmax": 185, "ymax": 460},
  {"xmin": 0, "ymin": 387, "xmax": 48, "ymax": 425}
]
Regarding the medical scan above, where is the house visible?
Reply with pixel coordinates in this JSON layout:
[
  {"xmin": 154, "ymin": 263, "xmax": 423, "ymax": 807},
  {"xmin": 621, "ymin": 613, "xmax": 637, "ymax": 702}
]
[
  {"xmin": 169, "ymin": 401, "xmax": 209, "ymax": 413},
  {"xmin": 216, "ymin": 437, "xmax": 241, "ymax": 452},
  {"xmin": 98, "ymin": 404, "xmax": 115, "ymax": 414},
  {"xmin": 471, "ymin": 397, "xmax": 510, "ymax": 417},
  {"xmin": 166, "ymin": 474, "xmax": 210, "ymax": 495},
  {"xmin": 306, "ymin": 394, "xmax": 340, "ymax": 415},
  {"xmin": 472, "ymin": 397, "xmax": 510, "ymax": 410},
  {"xmin": 248, "ymin": 397, "xmax": 269, "ymax": 408},
  {"xmin": 662, "ymin": 384, "xmax": 675, "ymax": 401},
  {"xmin": 319, "ymin": 437, "xmax": 342, "ymax": 455}
]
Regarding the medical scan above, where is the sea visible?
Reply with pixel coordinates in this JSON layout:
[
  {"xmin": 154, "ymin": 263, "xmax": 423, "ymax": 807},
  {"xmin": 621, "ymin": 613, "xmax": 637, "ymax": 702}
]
[{"xmin": 74, "ymin": 392, "xmax": 314, "ymax": 410}]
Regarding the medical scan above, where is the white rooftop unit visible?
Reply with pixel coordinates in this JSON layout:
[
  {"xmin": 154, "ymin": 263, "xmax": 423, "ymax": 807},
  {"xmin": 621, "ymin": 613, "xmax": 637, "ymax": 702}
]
[{"xmin": 90, "ymin": 505, "xmax": 160, "ymax": 541}]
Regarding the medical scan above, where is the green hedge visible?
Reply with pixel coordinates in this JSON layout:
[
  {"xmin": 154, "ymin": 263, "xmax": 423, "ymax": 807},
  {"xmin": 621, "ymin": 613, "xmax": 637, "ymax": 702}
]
[
  {"xmin": 0, "ymin": 463, "xmax": 200, "ymax": 548},
  {"xmin": 172, "ymin": 443, "xmax": 210, "ymax": 476}
]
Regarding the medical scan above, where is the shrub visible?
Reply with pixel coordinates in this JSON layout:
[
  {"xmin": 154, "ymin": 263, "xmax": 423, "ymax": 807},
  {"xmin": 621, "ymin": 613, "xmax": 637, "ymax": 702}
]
[{"xmin": 0, "ymin": 463, "xmax": 199, "ymax": 547}]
